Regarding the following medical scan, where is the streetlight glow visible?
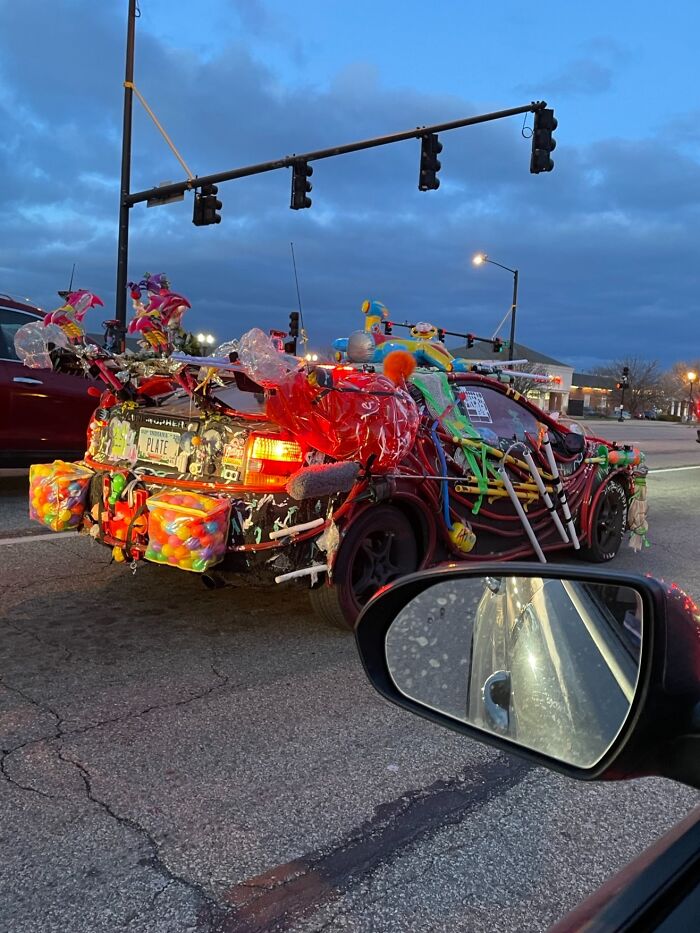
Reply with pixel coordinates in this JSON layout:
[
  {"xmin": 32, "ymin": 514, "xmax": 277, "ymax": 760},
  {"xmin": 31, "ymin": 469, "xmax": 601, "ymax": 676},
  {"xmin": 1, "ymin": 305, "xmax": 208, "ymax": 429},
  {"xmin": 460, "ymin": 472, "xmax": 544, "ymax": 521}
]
[
  {"xmin": 471, "ymin": 251, "xmax": 519, "ymax": 361},
  {"xmin": 687, "ymin": 371, "xmax": 697, "ymax": 383}
]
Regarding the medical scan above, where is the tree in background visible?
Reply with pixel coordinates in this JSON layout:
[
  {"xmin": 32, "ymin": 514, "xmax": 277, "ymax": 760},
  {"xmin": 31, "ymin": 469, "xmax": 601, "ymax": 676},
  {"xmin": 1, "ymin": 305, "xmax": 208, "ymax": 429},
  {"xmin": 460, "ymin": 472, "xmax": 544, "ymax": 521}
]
[
  {"xmin": 660, "ymin": 360, "xmax": 700, "ymax": 418},
  {"xmin": 594, "ymin": 358, "xmax": 665, "ymax": 415},
  {"xmin": 507, "ymin": 363, "xmax": 551, "ymax": 398}
]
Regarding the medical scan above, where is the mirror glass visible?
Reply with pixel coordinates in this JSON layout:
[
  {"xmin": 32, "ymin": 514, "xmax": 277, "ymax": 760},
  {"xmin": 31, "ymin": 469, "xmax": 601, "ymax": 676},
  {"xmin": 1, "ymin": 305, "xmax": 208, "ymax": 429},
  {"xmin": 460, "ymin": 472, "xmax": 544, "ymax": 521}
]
[{"xmin": 385, "ymin": 575, "xmax": 643, "ymax": 768}]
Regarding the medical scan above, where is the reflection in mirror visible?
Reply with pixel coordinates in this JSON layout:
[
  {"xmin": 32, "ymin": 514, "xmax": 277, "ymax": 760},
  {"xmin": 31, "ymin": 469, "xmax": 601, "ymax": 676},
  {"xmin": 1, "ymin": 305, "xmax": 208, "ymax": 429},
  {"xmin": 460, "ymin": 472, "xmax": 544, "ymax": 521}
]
[{"xmin": 385, "ymin": 576, "xmax": 643, "ymax": 768}]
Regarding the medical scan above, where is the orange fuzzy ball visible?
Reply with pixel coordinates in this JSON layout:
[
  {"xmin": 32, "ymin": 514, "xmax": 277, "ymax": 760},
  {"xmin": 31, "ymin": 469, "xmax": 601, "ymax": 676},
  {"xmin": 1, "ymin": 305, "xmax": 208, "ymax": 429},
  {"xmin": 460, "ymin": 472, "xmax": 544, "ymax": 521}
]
[{"xmin": 383, "ymin": 350, "xmax": 416, "ymax": 385}]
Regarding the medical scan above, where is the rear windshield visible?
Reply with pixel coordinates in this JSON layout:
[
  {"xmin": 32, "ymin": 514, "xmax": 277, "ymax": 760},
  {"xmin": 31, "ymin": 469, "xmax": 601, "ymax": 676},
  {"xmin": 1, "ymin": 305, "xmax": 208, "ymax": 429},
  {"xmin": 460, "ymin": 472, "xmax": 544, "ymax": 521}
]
[{"xmin": 211, "ymin": 382, "xmax": 267, "ymax": 415}]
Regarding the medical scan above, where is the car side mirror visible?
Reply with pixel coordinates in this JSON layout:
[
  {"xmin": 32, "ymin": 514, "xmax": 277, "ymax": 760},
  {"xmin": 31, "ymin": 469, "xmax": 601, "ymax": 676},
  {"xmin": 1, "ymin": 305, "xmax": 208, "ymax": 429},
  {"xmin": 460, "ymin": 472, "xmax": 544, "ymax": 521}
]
[{"xmin": 355, "ymin": 563, "xmax": 700, "ymax": 788}]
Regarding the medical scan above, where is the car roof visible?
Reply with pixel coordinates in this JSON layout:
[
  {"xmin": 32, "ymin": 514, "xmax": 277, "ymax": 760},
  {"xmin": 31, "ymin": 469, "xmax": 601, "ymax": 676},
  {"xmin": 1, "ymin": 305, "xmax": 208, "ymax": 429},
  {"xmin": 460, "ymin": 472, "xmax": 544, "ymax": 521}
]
[{"xmin": 0, "ymin": 293, "xmax": 44, "ymax": 315}]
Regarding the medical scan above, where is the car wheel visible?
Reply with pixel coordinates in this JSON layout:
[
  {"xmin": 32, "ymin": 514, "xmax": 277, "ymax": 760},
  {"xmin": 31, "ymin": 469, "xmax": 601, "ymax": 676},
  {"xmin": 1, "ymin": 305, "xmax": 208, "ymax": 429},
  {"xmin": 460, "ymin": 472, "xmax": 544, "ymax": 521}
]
[
  {"xmin": 578, "ymin": 479, "xmax": 628, "ymax": 562},
  {"xmin": 309, "ymin": 505, "xmax": 419, "ymax": 630}
]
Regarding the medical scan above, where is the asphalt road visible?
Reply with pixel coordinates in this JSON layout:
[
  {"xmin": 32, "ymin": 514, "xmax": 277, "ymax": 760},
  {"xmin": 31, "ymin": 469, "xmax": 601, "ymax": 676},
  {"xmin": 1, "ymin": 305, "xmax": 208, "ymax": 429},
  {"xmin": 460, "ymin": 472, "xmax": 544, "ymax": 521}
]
[{"xmin": 1, "ymin": 421, "xmax": 699, "ymax": 933}]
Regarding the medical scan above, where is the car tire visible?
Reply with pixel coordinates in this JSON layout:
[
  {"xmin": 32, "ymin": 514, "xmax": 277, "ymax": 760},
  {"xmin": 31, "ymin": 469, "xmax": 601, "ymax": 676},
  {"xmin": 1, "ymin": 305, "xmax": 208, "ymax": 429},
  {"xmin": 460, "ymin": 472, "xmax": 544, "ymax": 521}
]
[
  {"xmin": 578, "ymin": 479, "xmax": 628, "ymax": 562},
  {"xmin": 309, "ymin": 505, "xmax": 419, "ymax": 630}
]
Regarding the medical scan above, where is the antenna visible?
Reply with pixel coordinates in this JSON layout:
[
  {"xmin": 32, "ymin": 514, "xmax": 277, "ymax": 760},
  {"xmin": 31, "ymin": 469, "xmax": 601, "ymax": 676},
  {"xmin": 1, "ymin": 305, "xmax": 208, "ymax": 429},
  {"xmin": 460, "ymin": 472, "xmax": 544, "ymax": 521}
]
[
  {"xmin": 57, "ymin": 263, "xmax": 77, "ymax": 301},
  {"xmin": 289, "ymin": 242, "xmax": 308, "ymax": 350}
]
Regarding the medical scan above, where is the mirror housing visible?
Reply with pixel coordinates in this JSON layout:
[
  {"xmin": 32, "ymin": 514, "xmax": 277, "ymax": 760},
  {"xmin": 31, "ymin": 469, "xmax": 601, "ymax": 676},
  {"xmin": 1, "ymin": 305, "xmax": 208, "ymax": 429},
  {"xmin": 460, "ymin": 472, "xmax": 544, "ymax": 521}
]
[{"xmin": 355, "ymin": 563, "xmax": 700, "ymax": 788}]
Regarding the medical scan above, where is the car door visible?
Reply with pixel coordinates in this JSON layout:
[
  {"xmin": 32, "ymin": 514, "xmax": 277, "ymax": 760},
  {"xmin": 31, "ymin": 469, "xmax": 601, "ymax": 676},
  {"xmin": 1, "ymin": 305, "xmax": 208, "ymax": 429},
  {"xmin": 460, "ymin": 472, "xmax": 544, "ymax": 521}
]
[{"xmin": 0, "ymin": 307, "xmax": 98, "ymax": 459}]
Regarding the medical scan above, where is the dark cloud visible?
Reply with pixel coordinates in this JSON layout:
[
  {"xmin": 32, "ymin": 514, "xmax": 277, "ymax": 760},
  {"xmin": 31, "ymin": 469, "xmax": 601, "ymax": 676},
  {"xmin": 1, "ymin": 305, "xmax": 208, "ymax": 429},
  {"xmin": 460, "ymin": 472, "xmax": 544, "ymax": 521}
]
[{"xmin": 0, "ymin": 1, "xmax": 698, "ymax": 367}]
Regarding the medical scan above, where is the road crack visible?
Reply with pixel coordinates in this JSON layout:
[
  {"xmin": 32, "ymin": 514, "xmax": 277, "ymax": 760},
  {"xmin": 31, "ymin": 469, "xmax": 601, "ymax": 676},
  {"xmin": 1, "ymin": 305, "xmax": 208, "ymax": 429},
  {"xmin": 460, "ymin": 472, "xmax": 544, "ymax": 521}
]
[
  {"xmin": 0, "ymin": 664, "xmax": 229, "ymax": 799},
  {"xmin": 58, "ymin": 748, "xmax": 226, "ymax": 929}
]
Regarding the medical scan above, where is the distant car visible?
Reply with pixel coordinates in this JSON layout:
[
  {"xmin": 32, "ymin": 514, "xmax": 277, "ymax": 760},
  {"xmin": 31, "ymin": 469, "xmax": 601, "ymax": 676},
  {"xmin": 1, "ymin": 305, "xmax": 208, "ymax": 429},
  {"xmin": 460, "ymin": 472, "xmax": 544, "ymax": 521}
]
[
  {"xmin": 643, "ymin": 410, "xmax": 658, "ymax": 420},
  {"xmin": 0, "ymin": 294, "xmax": 101, "ymax": 466}
]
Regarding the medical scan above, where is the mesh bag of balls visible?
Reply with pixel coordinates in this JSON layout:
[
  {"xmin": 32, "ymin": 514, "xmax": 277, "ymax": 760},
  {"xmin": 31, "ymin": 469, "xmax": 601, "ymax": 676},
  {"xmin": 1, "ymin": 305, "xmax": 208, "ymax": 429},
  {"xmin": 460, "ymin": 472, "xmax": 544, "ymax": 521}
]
[
  {"xmin": 29, "ymin": 461, "xmax": 94, "ymax": 532},
  {"xmin": 145, "ymin": 490, "xmax": 231, "ymax": 572}
]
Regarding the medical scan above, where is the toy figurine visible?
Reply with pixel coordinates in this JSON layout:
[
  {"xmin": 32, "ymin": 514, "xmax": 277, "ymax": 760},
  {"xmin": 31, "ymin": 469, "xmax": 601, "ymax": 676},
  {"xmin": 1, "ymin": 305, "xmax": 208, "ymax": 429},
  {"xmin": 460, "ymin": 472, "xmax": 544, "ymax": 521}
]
[
  {"xmin": 43, "ymin": 290, "xmax": 104, "ymax": 344},
  {"xmin": 127, "ymin": 273, "xmax": 191, "ymax": 354},
  {"xmin": 333, "ymin": 299, "xmax": 471, "ymax": 373}
]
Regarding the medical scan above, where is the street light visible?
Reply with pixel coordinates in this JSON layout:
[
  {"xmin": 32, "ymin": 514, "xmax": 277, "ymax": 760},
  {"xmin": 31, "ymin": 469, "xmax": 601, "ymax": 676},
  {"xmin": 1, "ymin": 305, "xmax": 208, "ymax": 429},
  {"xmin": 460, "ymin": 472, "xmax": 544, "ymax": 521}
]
[
  {"xmin": 472, "ymin": 252, "xmax": 519, "ymax": 361},
  {"xmin": 196, "ymin": 332, "xmax": 216, "ymax": 348},
  {"xmin": 687, "ymin": 370, "xmax": 697, "ymax": 422}
]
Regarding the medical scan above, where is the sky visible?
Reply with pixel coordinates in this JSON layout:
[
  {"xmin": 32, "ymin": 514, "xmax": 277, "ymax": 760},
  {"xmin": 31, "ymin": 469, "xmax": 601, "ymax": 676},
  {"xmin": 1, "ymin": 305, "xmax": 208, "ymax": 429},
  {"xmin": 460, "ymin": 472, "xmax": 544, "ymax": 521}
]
[{"xmin": 1, "ymin": 0, "xmax": 698, "ymax": 369}]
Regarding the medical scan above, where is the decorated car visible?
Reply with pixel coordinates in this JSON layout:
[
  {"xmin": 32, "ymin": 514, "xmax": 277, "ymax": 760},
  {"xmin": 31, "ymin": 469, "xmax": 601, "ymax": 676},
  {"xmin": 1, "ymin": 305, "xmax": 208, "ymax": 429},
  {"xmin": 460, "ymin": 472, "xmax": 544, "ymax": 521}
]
[{"xmin": 16, "ymin": 282, "xmax": 649, "ymax": 629}]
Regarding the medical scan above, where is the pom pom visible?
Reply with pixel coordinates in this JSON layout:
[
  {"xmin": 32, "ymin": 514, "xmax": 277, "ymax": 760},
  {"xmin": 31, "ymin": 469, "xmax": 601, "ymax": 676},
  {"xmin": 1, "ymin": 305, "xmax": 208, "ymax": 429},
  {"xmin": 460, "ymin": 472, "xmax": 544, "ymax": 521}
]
[{"xmin": 383, "ymin": 350, "xmax": 416, "ymax": 385}]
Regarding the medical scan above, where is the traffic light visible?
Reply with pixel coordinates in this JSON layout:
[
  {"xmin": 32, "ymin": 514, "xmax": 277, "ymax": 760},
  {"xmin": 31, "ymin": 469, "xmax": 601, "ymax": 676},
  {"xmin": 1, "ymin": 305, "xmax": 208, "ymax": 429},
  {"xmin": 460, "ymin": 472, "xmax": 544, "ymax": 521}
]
[
  {"xmin": 530, "ymin": 108, "xmax": 557, "ymax": 174},
  {"xmin": 622, "ymin": 366, "xmax": 630, "ymax": 387},
  {"xmin": 616, "ymin": 382, "xmax": 623, "ymax": 390},
  {"xmin": 493, "ymin": 338, "xmax": 504, "ymax": 353},
  {"xmin": 466, "ymin": 333, "xmax": 475, "ymax": 349},
  {"xmin": 285, "ymin": 311, "xmax": 300, "ymax": 354},
  {"xmin": 193, "ymin": 184, "xmax": 222, "ymax": 226},
  {"xmin": 291, "ymin": 161, "xmax": 313, "ymax": 210},
  {"xmin": 418, "ymin": 133, "xmax": 442, "ymax": 191},
  {"xmin": 383, "ymin": 321, "xmax": 393, "ymax": 336}
]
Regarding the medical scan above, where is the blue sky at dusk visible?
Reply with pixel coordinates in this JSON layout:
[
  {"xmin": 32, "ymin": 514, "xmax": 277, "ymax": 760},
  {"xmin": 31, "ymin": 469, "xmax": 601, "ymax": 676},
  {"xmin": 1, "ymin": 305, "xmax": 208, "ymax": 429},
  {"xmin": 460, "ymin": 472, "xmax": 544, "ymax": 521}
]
[{"xmin": 1, "ymin": 0, "xmax": 698, "ymax": 369}]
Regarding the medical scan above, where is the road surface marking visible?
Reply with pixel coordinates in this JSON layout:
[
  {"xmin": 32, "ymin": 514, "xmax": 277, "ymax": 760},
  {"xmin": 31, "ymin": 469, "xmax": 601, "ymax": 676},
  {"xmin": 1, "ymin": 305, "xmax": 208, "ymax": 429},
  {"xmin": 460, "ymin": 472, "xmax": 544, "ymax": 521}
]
[
  {"xmin": 0, "ymin": 531, "xmax": 78, "ymax": 546},
  {"xmin": 649, "ymin": 465, "xmax": 700, "ymax": 474}
]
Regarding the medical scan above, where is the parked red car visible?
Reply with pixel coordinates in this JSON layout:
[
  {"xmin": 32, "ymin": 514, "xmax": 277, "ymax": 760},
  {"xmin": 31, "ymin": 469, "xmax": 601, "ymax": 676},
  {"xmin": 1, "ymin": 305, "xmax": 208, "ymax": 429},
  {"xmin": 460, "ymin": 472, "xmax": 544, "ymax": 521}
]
[{"xmin": 0, "ymin": 294, "xmax": 100, "ymax": 465}]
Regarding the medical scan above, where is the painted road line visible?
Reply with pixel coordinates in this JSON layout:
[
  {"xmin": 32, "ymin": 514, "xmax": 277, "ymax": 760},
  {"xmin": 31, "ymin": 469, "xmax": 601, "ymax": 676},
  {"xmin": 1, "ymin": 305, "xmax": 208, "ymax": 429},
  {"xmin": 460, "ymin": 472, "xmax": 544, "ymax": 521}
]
[
  {"xmin": 649, "ymin": 465, "xmax": 700, "ymax": 474},
  {"xmin": 0, "ymin": 531, "xmax": 78, "ymax": 546}
]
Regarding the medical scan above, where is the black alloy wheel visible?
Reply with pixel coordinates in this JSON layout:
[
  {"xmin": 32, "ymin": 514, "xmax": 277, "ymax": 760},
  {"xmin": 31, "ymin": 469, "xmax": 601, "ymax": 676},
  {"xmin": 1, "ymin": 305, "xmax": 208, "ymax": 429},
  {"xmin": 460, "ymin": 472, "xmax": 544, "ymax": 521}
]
[
  {"xmin": 578, "ymin": 479, "xmax": 628, "ymax": 562},
  {"xmin": 309, "ymin": 505, "xmax": 419, "ymax": 630}
]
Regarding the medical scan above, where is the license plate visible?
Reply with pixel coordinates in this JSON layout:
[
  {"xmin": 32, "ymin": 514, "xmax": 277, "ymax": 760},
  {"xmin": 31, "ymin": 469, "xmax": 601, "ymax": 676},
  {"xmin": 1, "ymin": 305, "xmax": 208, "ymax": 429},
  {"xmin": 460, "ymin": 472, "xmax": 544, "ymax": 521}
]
[{"xmin": 137, "ymin": 427, "xmax": 181, "ymax": 466}]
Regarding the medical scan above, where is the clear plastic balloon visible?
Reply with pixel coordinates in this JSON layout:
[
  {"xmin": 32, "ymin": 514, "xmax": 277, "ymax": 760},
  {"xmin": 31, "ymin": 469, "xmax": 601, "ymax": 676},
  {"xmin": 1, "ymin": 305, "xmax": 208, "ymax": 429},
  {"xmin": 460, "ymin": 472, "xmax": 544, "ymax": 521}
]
[
  {"xmin": 14, "ymin": 320, "xmax": 70, "ymax": 369},
  {"xmin": 214, "ymin": 338, "xmax": 240, "ymax": 358},
  {"xmin": 238, "ymin": 328, "xmax": 298, "ymax": 386}
]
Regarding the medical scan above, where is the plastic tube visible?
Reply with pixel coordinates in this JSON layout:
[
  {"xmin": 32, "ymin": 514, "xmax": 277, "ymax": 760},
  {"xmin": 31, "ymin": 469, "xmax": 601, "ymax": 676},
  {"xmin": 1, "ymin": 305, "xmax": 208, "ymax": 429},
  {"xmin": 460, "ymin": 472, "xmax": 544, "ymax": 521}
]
[
  {"xmin": 431, "ymin": 420, "xmax": 453, "ymax": 530},
  {"xmin": 520, "ymin": 448, "xmax": 569, "ymax": 543},
  {"xmin": 542, "ymin": 432, "xmax": 580, "ymax": 549},
  {"xmin": 498, "ymin": 466, "xmax": 546, "ymax": 562},
  {"xmin": 268, "ymin": 518, "xmax": 325, "ymax": 540},
  {"xmin": 274, "ymin": 564, "xmax": 328, "ymax": 584}
]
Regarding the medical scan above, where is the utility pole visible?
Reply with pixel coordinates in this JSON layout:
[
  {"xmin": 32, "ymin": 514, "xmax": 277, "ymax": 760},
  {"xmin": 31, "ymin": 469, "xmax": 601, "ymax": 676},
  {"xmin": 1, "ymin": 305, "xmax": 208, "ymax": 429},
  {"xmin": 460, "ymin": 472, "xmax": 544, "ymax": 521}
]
[
  {"xmin": 115, "ymin": 0, "xmax": 137, "ymax": 351},
  {"xmin": 508, "ymin": 268, "xmax": 519, "ymax": 362}
]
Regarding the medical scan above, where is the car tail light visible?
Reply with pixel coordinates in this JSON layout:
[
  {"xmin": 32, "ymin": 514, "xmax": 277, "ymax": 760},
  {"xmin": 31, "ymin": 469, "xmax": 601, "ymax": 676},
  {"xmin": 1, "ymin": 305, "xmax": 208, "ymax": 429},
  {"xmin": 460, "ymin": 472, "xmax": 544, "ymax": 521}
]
[{"xmin": 242, "ymin": 434, "xmax": 304, "ymax": 487}]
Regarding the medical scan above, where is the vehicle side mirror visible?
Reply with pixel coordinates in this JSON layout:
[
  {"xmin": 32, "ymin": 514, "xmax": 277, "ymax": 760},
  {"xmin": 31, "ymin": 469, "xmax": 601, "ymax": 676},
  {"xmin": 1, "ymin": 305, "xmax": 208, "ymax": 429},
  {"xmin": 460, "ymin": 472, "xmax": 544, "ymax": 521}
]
[{"xmin": 355, "ymin": 563, "xmax": 700, "ymax": 788}]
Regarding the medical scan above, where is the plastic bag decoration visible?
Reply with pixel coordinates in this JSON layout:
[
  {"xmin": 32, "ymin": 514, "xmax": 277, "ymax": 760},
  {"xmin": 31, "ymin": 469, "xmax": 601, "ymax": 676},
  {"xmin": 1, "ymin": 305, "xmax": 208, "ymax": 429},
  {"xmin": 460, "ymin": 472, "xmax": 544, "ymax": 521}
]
[
  {"xmin": 14, "ymin": 320, "xmax": 71, "ymax": 369},
  {"xmin": 266, "ymin": 365, "xmax": 420, "ymax": 471},
  {"xmin": 127, "ymin": 273, "xmax": 191, "ymax": 354},
  {"xmin": 43, "ymin": 290, "xmax": 104, "ymax": 344}
]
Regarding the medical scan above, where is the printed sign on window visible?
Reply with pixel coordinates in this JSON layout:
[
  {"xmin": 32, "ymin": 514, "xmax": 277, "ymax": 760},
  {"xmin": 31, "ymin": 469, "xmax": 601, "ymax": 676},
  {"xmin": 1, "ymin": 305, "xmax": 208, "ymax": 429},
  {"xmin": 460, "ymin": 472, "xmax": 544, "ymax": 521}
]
[{"xmin": 464, "ymin": 390, "xmax": 492, "ymax": 424}]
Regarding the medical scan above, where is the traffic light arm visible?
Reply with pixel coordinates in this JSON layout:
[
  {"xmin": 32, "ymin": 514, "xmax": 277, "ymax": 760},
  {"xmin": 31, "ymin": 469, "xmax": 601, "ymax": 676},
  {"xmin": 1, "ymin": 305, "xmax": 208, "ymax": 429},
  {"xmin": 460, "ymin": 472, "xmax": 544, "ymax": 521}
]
[
  {"xmin": 125, "ymin": 100, "xmax": 548, "ymax": 206},
  {"xmin": 385, "ymin": 320, "xmax": 504, "ymax": 347}
]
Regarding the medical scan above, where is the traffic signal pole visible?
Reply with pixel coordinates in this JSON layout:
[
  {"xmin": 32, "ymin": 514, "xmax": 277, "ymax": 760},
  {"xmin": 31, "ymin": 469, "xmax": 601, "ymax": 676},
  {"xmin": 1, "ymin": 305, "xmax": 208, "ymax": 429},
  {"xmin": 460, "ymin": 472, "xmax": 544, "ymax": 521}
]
[
  {"xmin": 115, "ymin": 0, "xmax": 137, "ymax": 351},
  {"xmin": 125, "ymin": 102, "xmax": 547, "ymax": 208},
  {"xmin": 112, "ymin": 5, "xmax": 550, "ymax": 343},
  {"xmin": 508, "ymin": 269, "xmax": 519, "ymax": 362}
]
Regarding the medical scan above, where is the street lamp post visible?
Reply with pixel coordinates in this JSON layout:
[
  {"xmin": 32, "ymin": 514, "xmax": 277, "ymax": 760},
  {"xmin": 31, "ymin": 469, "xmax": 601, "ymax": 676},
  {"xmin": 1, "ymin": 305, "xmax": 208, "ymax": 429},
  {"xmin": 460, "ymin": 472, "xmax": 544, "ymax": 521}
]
[
  {"xmin": 472, "ymin": 253, "xmax": 519, "ymax": 361},
  {"xmin": 687, "ymin": 370, "xmax": 697, "ymax": 422}
]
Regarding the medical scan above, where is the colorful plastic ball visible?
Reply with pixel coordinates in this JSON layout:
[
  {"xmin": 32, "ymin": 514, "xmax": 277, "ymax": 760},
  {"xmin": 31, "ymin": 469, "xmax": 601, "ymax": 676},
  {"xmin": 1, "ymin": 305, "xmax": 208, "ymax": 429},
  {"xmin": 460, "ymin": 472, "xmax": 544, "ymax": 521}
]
[
  {"xmin": 204, "ymin": 521, "xmax": 219, "ymax": 534},
  {"xmin": 184, "ymin": 536, "xmax": 201, "ymax": 549},
  {"xmin": 192, "ymin": 557, "xmax": 207, "ymax": 572}
]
